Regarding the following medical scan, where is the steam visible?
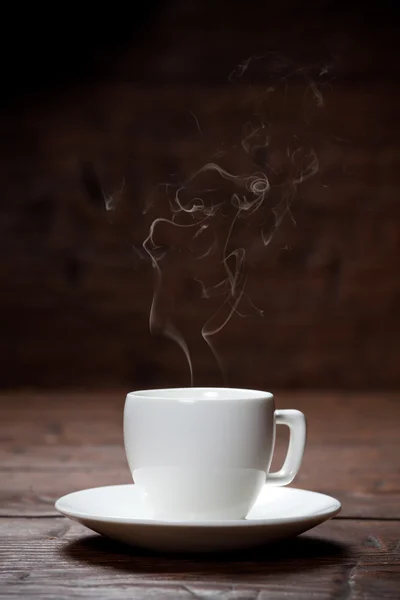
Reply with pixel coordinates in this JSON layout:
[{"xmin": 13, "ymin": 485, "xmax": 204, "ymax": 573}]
[
  {"xmin": 142, "ymin": 217, "xmax": 201, "ymax": 386},
  {"xmin": 104, "ymin": 178, "xmax": 125, "ymax": 215},
  {"xmin": 142, "ymin": 145, "xmax": 319, "ymax": 384},
  {"xmin": 104, "ymin": 54, "xmax": 330, "ymax": 385}
]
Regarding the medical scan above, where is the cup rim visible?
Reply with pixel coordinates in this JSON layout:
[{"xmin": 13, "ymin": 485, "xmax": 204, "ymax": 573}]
[{"xmin": 126, "ymin": 387, "xmax": 274, "ymax": 401}]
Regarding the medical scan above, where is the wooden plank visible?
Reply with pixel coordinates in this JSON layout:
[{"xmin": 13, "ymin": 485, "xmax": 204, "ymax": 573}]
[
  {"xmin": 1, "ymin": 448, "xmax": 399, "ymax": 519},
  {"xmin": 1, "ymin": 392, "xmax": 399, "ymax": 441},
  {"xmin": 1, "ymin": 1, "xmax": 399, "ymax": 93},
  {"xmin": 1, "ymin": 517, "xmax": 399, "ymax": 599},
  {"xmin": 2, "ymin": 80, "xmax": 400, "ymax": 390},
  {"xmin": 1, "ymin": 393, "xmax": 399, "ymax": 518}
]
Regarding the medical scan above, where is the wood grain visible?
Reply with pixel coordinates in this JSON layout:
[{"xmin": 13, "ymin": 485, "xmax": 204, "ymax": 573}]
[
  {"xmin": 0, "ymin": 393, "xmax": 399, "ymax": 519},
  {"xmin": 1, "ymin": 518, "xmax": 399, "ymax": 599},
  {"xmin": 1, "ymin": 1, "xmax": 400, "ymax": 390},
  {"xmin": 1, "ymin": 392, "xmax": 400, "ymax": 598}
]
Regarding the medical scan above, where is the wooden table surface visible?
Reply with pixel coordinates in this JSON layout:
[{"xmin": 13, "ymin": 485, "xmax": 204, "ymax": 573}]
[{"xmin": 1, "ymin": 391, "xmax": 399, "ymax": 599}]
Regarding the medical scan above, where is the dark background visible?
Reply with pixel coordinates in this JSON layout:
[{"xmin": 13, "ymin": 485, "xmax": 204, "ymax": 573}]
[{"xmin": 1, "ymin": 0, "xmax": 399, "ymax": 391}]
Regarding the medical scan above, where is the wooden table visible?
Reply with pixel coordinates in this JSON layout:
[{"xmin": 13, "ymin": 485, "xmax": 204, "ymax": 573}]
[{"xmin": 1, "ymin": 392, "xmax": 399, "ymax": 599}]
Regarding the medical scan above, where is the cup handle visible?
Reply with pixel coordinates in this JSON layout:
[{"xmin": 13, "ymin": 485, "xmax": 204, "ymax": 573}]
[{"xmin": 266, "ymin": 409, "xmax": 307, "ymax": 486}]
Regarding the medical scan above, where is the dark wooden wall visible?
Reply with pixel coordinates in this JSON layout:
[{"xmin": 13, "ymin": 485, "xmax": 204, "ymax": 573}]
[{"xmin": 1, "ymin": 1, "xmax": 399, "ymax": 391}]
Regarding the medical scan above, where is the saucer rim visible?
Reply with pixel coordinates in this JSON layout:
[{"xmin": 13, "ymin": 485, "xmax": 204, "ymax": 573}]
[{"xmin": 55, "ymin": 484, "xmax": 341, "ymax": 528}]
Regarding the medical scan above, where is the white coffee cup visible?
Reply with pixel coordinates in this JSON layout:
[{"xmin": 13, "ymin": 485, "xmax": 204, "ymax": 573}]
[{"xmin": 124, "ymin": 387, "xmax": 306, "ymax": 521}]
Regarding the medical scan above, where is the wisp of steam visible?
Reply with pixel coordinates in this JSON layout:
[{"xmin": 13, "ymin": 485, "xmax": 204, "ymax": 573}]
[{"xmin": 106, "ymin": 54, "xmax": 331, "ymax": 385}]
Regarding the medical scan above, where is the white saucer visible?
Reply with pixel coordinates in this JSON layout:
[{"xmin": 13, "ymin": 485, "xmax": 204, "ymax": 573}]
[{"xmin": 55, "ymin": 484, "xmax": 340, "ymax": 553}]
